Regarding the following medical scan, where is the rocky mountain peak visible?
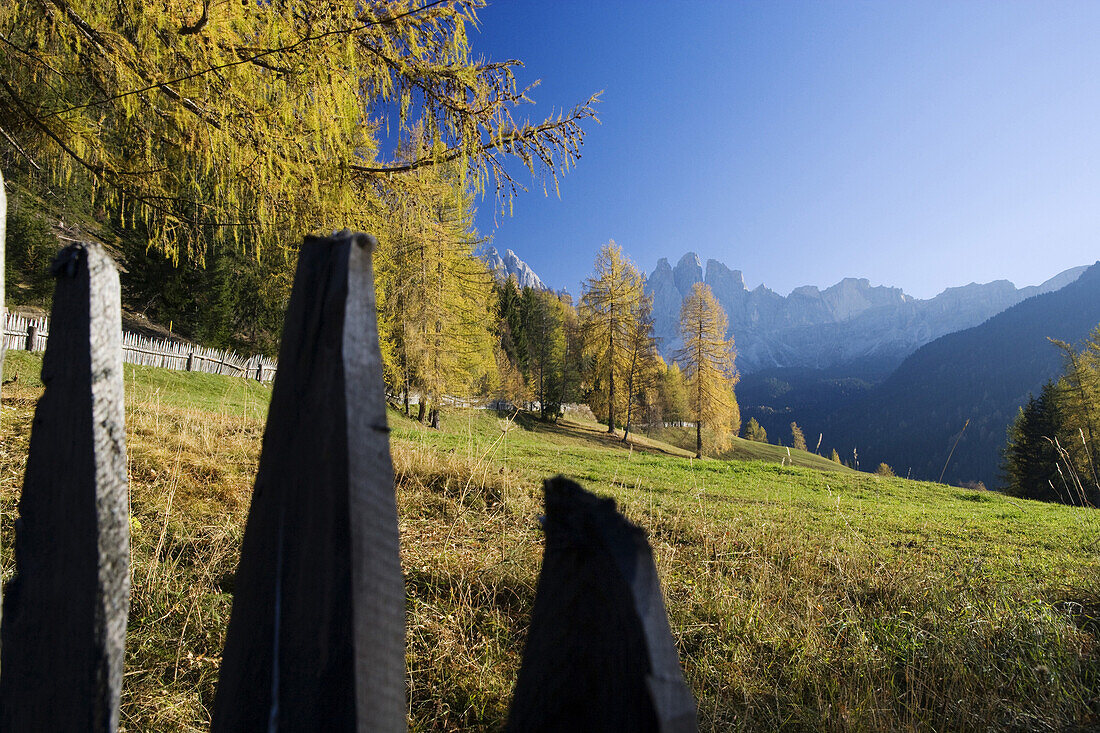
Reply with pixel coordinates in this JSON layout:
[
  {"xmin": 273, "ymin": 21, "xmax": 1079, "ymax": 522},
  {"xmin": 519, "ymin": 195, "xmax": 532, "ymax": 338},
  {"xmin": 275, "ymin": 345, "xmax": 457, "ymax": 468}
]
[
  {"xmin": 673, "ymin": 252, "xmax": 704, "ymax": 295},
  {"xmin": 705, "ymin": 259, "xmax": 746, "ymax": 292},
  {"xmin": 482, "ymin": 246, "xmax": 546, "ymax": 291},
  {"xmin": 819, "ymin": 277, "xmax": 908, "ymax": 321}
]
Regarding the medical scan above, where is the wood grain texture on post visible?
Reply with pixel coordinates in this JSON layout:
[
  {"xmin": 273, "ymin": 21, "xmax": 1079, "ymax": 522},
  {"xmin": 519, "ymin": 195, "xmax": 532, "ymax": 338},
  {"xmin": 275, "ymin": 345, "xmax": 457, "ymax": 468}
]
[
  {"xmin": 506, "ymin": 477, "xmax": 698, "ymax": 733},
  {"xmin": 1, "ymin": 168, "xmax": 6, "ymax": 637},
  {"xmin": 0, "ymin": 242, "xmax": 129, "ymax": 732},
  {"xmin": 213, "ymin": 231, "xmax": 405, "ymax": 733}
]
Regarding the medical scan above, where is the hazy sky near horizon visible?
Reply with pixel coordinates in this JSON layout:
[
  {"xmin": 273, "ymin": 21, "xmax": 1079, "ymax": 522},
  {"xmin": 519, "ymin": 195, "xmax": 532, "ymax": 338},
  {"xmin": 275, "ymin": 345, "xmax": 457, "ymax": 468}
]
[{"xmin": 470, "ymin": 1, "xmax": 1100, "ymax": 299}]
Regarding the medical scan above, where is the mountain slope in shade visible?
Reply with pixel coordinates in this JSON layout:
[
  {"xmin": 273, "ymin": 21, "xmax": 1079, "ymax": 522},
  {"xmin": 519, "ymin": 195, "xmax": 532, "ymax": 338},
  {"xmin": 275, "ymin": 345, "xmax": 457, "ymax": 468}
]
[
  {"xmin": 647, "ymin": 255, "xmax": 1087, "ymax": 374},
  {"xmin": 482, "ymin": 247, "xmax": 546, "ymax": 290},
  {"xmin": 816, "ymin": 261, "xmax": 1100, "ymax": 488}
]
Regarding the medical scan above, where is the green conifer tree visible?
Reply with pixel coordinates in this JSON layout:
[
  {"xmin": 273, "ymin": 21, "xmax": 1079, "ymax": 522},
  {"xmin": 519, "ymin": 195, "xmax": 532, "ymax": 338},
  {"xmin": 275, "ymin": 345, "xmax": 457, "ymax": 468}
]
[
  {"xmin": 524, "ymin": 289, "xmax": 570, "ymax": 419},
  {"xmin": 621, "ymin": 296, "xmax": 659, "ymax": 442},
  {"xmin": 1002, "ymin": 382, "xmax": 1067, "ymax": 502}
]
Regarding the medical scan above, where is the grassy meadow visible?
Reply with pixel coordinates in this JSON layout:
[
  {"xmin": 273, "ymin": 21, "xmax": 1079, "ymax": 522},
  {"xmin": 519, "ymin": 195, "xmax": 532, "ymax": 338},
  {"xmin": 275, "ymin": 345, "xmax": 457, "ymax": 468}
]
[{"xmin": 1, "ymin": 350, "xmax": 1098, "ymax": 731}]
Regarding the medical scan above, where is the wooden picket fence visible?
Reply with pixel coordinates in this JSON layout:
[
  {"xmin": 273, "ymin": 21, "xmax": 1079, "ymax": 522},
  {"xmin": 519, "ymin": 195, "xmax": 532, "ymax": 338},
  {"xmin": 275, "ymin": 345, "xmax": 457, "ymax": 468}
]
[
  {"xmin": 0, "ymin": 225, "xmax": 699, "ymax": 731},
  {"xmin": 1, "ymin": 312, "xmax": 48, "ymax": 352},
  {"xmin": 3, "ymin": 311, "xmax": 278, "ymax": 382}
]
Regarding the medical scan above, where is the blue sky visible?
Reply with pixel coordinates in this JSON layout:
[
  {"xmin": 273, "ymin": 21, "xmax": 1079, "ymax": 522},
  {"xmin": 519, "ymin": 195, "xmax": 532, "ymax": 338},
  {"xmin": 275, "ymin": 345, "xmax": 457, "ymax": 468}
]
[{"xmin": 470, "ymin": 1, "xmax": 1100, "ymax": 299}]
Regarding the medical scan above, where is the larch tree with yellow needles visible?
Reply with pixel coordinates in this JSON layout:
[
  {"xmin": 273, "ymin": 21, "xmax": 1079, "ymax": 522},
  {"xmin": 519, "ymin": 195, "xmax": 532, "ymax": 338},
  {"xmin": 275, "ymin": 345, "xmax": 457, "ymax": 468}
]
[
  {"xmin": 620, "ymin": 294, "xmax": 659, "ymax": 444},
  {"xmin": 579, "ymin": 241, "xmax": 646, "ymax": 434},
  {"xmin": 374, "ymin": 136, "xmax": 495, "ymax": 427},
  {"xmin": 0, "ymin": 0, "xmax": 599, "ymax": 260},
  {"xmin": 675, "ymin": 282, "xmax": 739, "ymax": 459}
]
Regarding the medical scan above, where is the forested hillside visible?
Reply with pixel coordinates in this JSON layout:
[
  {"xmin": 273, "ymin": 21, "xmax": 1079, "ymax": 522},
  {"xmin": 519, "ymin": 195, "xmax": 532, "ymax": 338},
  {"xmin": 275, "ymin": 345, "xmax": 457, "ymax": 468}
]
[
  {"xmin": 814, "ymin": 261, "xmax": 1100, "ymax": 487},
  {"xmin": 0, "ymin": 1, "xmax": 748, "ymax": 454}
]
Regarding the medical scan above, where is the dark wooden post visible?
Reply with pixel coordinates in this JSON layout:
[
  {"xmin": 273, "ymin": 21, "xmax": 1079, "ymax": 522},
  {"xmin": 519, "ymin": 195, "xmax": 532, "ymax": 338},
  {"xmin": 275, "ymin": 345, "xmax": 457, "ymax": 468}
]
[
  {"xmin": 0, "ymin": 168, "xmax": 5, "ymax": 367},
  {"xmin": 506, "ymin": 477, "xmax": 698, "ymax": 733},
  {"xmin": 186, "ymin": 351, "xmax": 194, "ymax": 371},
  {"xmin": 213, "ymin": 231, "xmax": 405, "ymax": 732},
  {"xmin": 25, "ymin": 323, "xmax": 37, "ymax": 351},
  {"xmin": 0, "ymin": 242, "xmax": 129, "ymax": 732},
  {"xmin": 1, "ymin": 168, "xmax": 5, "ymax": 635}
]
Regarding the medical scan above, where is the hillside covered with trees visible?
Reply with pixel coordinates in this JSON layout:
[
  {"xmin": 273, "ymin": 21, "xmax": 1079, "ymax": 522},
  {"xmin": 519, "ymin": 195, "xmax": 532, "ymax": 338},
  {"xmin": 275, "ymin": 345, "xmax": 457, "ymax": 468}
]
[
  {"xmin": 814, "ymin": 262, "xmax": 1100, "ymax": 488},
  {"xmin": 0, "ymin": 0, "xmax": 762, "ymax": 454}
]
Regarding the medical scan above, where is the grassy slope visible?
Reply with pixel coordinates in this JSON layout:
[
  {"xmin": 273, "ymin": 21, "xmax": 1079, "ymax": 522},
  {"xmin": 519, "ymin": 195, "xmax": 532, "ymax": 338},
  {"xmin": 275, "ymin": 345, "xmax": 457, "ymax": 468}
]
[
  {"xmin": 2, "ymin": 350, "xmax": 1098, "ymax": 731},
  {"xmin": 639, "ymin": 423, "xmax": 854, "ymax": 472}
]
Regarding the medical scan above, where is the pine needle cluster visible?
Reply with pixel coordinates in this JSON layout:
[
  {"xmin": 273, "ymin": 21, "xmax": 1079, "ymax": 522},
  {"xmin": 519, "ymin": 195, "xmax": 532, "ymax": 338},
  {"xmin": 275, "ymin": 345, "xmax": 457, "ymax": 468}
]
[{"xmin": 0, "ymin": 0, "xmax": 599, "ymax": 259}]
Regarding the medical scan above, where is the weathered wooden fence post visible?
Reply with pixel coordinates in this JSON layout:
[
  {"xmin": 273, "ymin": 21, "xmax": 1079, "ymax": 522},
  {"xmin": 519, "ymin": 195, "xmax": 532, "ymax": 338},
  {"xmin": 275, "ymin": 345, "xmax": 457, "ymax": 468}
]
[
  {"xmin": 25, "ymin": 322, "xmax": 37, "ymax": 351},
  {"xmin": 0, "ymin": 168, "xmax": 5, "ymax": 365},
  {"xmin": 213, "ymin": 231, "xmax": 405, "ymax": 732},
  {"xmin": 0, "ymin": 242, "xmax": 129, "ymax": 732},
  {"xmin": 1, "ymin": 168, "xmax": 5, "ymax": 636},
  {"xmin": 506, "ymin": 477, "xmax": 698, "ymax": 733}
]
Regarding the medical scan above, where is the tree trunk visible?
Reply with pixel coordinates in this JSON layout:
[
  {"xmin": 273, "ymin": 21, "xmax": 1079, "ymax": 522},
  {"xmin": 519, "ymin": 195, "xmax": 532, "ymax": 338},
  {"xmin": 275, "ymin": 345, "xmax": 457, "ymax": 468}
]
[
  {"xmin": 417, "ymin": 400, "xmax": 426, "ymax": 423},
  {"xmin": 622, "ymin": 346, "xmax": 638, "ymax": 443},
  {"xmin": 429, "ymin": 408, "xmax": 440, "ymax": 430},
  {"xmin": 607, "ymin": 322, "xmax": 615, "ymax": 433},
  {"xmin": 539, "ymin": 361, "xmax": 546, "ymax": 420},
  {"xmin": 622, "ymin": 399, "xmax": 632, "ymax": 443},
  {"xmin": 694, "ymin": 321, "xmax": 704, "ymax": 459},
  {"xmin": 559, "ymin": 336, "xmax": 569, "ymax": 415}
]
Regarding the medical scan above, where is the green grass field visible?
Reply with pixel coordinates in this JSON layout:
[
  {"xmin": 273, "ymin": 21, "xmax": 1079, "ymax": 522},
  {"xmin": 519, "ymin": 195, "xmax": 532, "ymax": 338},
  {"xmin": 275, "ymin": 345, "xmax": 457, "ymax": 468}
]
[
  {"xmin": 638, "ymin": 422, "xmax": 855, "ymax": 473},
  {"xmin": 2, "ymin": 350, "xmax": 1098, "ymax": 730}
]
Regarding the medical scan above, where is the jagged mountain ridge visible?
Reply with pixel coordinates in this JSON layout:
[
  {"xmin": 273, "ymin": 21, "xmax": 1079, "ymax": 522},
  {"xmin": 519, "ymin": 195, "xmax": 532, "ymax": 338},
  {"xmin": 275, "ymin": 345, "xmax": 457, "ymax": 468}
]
[
  {"xmin": 648, "ymin": 252, "xmax": 1087, "ymax": 374},
  {"xmin": 482, "ymin": 246, "xmax": 546, "ymax": 291}
]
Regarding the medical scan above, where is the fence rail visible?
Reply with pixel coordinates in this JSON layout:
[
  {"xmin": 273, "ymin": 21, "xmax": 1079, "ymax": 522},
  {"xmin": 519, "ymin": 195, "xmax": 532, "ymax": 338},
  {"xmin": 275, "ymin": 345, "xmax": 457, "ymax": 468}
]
[{"xmin": 3, "ymin": 311, "xmax": 277, "ymax": 382}]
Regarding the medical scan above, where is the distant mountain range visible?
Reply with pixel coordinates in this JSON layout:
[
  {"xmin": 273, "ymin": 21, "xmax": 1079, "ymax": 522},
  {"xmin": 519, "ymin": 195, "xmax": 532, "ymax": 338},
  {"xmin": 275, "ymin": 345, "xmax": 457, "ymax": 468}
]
[
  {"xmin": 482, "ymin": 247, "xmax": 546, "ymax": 290},
  {"xmin": 647, "ymin": 253, "xmax": 1087, "ymax": 374},
  {"xmin": 480, "ymin": 246, "xmax": 1085, "ymax": 378},
  {"xmin": 744, "ymin": 261, "xmax": 1100, "ymax": 488}
]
